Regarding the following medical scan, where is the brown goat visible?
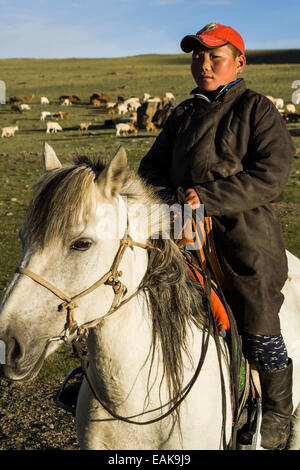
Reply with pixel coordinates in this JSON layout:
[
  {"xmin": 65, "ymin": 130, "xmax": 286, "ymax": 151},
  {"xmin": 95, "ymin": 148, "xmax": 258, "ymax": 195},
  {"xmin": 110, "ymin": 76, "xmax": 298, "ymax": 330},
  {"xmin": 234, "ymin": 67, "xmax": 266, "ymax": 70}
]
[
  {"xmin": 59, "ymin": 112, "xmax": 69, "ymax": 119},
  {"xmin": 23, "ymin": 93, "xmax": 35, "ymax": 102},
  {"xmin": 92, "ymin": 98, "xmax": 107, "ymax": 107}
]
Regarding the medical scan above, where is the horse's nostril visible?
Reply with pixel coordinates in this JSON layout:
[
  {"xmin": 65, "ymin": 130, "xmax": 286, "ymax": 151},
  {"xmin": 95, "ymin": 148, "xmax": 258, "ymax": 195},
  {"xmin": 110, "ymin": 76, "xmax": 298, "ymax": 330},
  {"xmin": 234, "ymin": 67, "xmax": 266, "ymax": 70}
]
[{"xmin": 7, "ymin": 337, "xmax": 22, "ymax": 363}]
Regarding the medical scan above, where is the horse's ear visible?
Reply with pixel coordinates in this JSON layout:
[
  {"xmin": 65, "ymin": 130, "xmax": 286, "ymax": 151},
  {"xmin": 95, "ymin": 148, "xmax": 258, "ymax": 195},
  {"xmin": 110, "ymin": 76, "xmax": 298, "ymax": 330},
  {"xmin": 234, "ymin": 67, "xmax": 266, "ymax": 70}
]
[
  {"xmin": 42, "ymin": 142, "xmax": 62, "ymax": 171},
  {"xmin": 97, "ymin": 146, "xmax": 128, "ymax": 198}
]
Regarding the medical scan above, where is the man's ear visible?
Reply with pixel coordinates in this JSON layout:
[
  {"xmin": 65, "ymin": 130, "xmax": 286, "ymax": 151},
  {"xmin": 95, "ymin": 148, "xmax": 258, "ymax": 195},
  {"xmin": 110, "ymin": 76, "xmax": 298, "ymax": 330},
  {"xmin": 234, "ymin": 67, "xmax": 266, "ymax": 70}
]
[{"xmin": 236, "ymin": 54, "xmax": 246, "ymax": 74}]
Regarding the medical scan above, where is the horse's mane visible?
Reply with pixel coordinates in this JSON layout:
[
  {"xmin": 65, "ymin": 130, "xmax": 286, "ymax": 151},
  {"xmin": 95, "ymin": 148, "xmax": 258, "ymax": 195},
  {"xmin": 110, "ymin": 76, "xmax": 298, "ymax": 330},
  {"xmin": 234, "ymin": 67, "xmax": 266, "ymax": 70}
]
[{"xmin": 22, "ymin": 155, "xmax": 208, "ymax": 421}]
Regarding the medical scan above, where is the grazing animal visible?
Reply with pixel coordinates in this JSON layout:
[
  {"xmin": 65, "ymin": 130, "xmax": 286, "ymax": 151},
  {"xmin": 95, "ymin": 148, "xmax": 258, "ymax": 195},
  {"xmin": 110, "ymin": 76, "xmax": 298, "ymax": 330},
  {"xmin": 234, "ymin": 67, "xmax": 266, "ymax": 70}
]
[
  {"xmin": 152, "ymin": 102, "xmax": 174, "ymax": 129},
  {"xmin": 145, "ymin": 121, "xmax": 157, "ymax": 132},
  {"xmin": 273, "ymin": 98, "xmax": 284, "ymax": 109},
  {"xmin": 123, "ymin": 97, "xmax": 141, "ymax": 111},
  {"xmin": 9, "ymin": 96, "xmax": 23, "ymax": 105},
  {"xmin": 99, "ymin": 93, "xmax": 110, "ymax": 102},
  {"xmin": 10, "ymin": 99, "xmax": 23, "ymax": 107},
  {"xmin": 20, "ymin": 104, "xmax": 31, "ymax": 111},
  {"xmin": 40, "ymin": 111, "xmax": 51, "ymax": 121},
  {"xmin": 92, "ymin": 98, "xmax": 106, "ymax": 107},
  {"xmin": 147, "ymin": 97, "xmax": 161, "ymax": 104},
  {"xmin": 108, "ymin": 107, "xmax": 117, "ymax": 116},
  {"xmin": 163, "ymin": 92, "xmax": 175, "ymax": 105},
  {"xmin": 117, "ymin": 103, "xmax": 128, "ymax": 115},
  {"xmin": 59, "ymin": 112, "xmax": 69, "ymax": 119},
  {"xmin": 106, "ymin": 102, "xmax": 116, "ymax": 110},
  {"xmin": 129, "ymin": 112, "xmax": 137, "ymax": 123},
  {"xmin": 0, "ymin": 144, "xmax": 300, "ymax": 450},
  {"xmin": 79, "ymin": 122, "xmax": 92, "ymax": 132},
  {"xmin": 115, "ymin": 122, "xmax": 137, "ymax": 136},
  {"xmin": 46, "ymin": 122, "xmax": 63, "ymax": 133},
  {"xmin": 69, "ymin": 96, "xmax": 80, "ymax": 103},
  {"xmin": 90, "ymin": 93, "xmax": 100, "ymax": 103},
  {"xmin": 1, "ymin": 125, "xmax": 19, "ymax": 138},
  {"xmin": 143, "ymin": 93, "xmax": 151, "ymax": 102},
  {"xmin": 286, "ymin": 104, "xmax": 296, "ymax": 114},
  {"xmin": 23, "ymin": 94, "xmax": 35, "ymax": 102},
  {"xmin": 41, "ymin": 97, "xmax": 50, "ymax": 105},
  {"xmin": 61, "ymin": 98, "xmax": 72, "ymax": 106}
]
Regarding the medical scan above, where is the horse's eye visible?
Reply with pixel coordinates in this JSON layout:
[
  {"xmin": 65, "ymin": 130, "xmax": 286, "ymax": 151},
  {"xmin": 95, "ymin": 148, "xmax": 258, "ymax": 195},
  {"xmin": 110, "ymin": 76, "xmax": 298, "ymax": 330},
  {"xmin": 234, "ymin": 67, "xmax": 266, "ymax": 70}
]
[{"xmin": 71, "ymin": 239, "xmax": 93, "ymax": 251}]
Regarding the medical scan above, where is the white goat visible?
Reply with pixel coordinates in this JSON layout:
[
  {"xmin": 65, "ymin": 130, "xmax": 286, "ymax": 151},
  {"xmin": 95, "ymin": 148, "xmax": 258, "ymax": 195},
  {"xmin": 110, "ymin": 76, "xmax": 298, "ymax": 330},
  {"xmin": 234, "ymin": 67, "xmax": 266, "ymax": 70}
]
[
  {"xmin": 1, "ymin": 125, "xmax": 19, "ymax": 138},
  {"xmin": 61, "ymin": 98, "xmax": 72, "ymax": 106},
  {"xmin": 286, "ymin": 103, "xmax": 296, "ymax": 114},
  {"xmin": 41, "ymin": 96, "xmax": 50, "ymax": 105},
  {"xmin": 163, "ymin": 92, "xmax": 175, "ymax": 102},
  {"xmin": 143, "ymin": 93, "xmax": 151, "ymax": 102},
  {"xmin": 117, "ymin": 103, "xmax": 128, "ymax": 115},
  {"xmin": 20, "ymin": 104, "xmax": 31, "ymax": 111},
  {"xmin": 273, "ymin": 98, "xmax": 284, "ymax": 109},
  {"xmin": 115, "ymin": 122, "xmax": 137, "ymax": 136},
  {"xmin": 46, "ymin": 122, "xmax": 63, "ymax": 133},
  {"xmin": 79, "ymin": 122, "xmax": 92, "ymax": 132},
  {"xmin": 40, "ymin": 112, "xmax": 51, "ymax": 121},
  {"xmin": 147, "ymin": 96, "xmax": 161, "ymax": 104},
  {"xmin": 123, "ymin": 97, "xmax": 140, "ymax": 111}
]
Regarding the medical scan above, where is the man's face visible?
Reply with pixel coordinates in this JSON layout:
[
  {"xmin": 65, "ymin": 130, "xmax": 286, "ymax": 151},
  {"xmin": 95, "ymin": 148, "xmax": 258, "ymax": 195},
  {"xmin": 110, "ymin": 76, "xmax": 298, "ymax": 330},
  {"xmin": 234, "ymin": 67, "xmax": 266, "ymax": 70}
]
[{"xmin": 191, "ymin": 44, "xmax": 246, "ymax": 93}]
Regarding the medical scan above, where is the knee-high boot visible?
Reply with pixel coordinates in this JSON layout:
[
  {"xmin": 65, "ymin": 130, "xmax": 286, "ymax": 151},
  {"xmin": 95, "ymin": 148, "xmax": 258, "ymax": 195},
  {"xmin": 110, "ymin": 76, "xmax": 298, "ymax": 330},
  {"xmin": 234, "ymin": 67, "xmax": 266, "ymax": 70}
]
[{"xmin": 259, "ymin": 358, "xmax": 293, "ymax": 450}]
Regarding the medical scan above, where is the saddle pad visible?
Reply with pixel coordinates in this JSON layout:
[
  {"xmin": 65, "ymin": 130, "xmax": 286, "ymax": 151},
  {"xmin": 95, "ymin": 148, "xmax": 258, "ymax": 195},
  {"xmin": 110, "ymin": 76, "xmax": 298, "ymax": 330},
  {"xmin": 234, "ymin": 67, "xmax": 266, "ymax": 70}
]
[{"xmin": 184, "ymin": 258, "xmax": 230, "ymax": 335}]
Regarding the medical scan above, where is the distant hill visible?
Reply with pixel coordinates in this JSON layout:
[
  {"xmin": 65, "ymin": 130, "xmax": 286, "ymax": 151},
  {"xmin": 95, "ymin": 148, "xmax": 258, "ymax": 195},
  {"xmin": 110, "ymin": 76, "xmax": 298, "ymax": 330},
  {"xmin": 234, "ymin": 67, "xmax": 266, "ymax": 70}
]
[
  {"xmin": 245, "ymin": 49, "xmax": 300, "ymax": 64},
  {"xmin": 130, "ymin": 49, "xmax": 300, "ymax": 66}
]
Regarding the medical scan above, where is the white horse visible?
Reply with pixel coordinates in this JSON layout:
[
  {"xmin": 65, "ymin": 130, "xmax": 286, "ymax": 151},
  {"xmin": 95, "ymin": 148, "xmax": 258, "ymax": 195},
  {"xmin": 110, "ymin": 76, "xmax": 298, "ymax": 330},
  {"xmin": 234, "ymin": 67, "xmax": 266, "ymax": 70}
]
[{"xmin": 0, "ymin": 143, "xmax": 300, "ymax": 450}]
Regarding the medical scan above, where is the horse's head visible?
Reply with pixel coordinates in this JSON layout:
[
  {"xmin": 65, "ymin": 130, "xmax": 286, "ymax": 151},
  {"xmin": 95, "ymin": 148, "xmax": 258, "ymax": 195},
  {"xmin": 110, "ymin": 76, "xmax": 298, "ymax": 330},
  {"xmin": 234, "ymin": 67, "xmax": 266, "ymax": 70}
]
[{"xmin": 0, "ymin": 144, "xmax": 150, "ymax": 381}]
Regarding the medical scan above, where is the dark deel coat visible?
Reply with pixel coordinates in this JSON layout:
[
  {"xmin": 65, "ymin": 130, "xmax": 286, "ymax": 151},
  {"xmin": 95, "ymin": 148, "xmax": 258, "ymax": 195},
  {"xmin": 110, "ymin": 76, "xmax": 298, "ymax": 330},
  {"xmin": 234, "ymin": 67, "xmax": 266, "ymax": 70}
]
[{"xmin": 138, "ymin": 79, "xmax": 296, "ymax": 335}]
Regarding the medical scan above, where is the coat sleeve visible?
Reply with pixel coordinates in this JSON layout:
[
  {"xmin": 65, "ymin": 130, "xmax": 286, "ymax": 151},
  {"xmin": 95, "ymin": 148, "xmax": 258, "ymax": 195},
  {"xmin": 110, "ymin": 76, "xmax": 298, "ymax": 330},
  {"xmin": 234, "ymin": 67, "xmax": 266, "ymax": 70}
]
[{"xmin": 195, "ymin": 100, "xmax": 296, "ymax": 216}]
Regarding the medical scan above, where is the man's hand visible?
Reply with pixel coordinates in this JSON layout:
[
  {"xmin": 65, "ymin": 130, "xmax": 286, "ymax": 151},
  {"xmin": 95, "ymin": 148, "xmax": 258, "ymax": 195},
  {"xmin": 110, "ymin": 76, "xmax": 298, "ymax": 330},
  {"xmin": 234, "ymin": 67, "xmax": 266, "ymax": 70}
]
[{"xmin": 185, "ymin": 188, "xmax": 201, "ymax": 209}]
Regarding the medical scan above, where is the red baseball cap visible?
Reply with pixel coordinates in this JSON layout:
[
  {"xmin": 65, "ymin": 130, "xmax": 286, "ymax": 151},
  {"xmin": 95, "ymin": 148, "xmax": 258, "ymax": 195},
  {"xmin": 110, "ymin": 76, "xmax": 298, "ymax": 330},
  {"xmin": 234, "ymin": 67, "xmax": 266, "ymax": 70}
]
[{"xmin": 181, "ymin": 23, "xmax": 245, "ymax": 55}]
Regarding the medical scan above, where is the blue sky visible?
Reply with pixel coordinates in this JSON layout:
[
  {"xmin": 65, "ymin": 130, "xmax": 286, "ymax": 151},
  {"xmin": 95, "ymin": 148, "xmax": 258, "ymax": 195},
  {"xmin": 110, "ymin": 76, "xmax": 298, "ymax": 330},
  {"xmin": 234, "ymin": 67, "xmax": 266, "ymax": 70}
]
[{"xmin": 0, "ymin": 0, "xmax": 299, "ymax": 58}]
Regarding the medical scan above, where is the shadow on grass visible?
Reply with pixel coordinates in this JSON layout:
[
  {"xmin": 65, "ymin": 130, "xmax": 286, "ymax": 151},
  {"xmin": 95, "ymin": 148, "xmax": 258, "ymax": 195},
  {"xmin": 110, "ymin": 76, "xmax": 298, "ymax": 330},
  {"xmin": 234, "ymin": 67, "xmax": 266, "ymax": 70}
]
[
  {"xmin": 117, "ymin": 134, "xmax": 158, "ymax": 139},
  {"xmin": 289, "ymin": 128, "xmax": 300, "ymax": 138}
]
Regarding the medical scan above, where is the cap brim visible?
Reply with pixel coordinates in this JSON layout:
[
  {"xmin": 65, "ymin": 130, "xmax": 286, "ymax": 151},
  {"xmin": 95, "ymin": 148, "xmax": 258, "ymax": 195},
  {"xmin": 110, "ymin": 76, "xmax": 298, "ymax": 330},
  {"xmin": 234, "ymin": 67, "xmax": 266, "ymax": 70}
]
[{"xmin": 180, "ymin": 35, "xmax": 227, "ymax": 53}]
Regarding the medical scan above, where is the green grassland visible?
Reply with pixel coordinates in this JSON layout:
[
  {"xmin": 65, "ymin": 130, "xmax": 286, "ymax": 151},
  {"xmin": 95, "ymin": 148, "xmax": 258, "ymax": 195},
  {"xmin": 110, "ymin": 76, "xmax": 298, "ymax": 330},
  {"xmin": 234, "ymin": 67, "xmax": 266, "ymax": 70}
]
[{"xmin": 0, "ymin": 52, "xmax": 299, "ymax": 435}]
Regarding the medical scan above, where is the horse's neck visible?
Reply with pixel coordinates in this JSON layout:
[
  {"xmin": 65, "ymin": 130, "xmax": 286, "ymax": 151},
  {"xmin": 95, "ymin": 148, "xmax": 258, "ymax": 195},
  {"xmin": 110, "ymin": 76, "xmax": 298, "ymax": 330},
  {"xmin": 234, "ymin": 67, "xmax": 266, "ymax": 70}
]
[
  {"xmin": 87, "ymin": 294, "xmax": 153, "ymax": 406},
  {"xmin": 86, "ymin": 244, "xmax": 153, "ymax": 405}
]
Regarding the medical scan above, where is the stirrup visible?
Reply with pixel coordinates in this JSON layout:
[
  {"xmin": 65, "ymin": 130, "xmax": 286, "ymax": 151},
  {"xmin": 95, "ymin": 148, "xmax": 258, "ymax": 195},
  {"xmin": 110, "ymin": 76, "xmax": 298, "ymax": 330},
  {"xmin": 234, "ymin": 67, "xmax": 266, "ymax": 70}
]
[
  {"xmin": 54, "ymin": 366, "xmax": 83, "ymax": 417},
  {"xmin": 237, "ymin": 397, "xmax": 263, "ymax": 450}
]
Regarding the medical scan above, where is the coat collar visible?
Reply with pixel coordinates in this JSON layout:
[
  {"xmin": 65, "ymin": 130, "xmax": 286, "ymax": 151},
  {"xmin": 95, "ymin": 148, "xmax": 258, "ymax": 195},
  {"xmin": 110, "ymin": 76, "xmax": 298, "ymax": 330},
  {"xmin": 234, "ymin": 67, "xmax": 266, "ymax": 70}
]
[{"xmin": 191, "ymin": 78, "xmax": 245, "ymax": 103}]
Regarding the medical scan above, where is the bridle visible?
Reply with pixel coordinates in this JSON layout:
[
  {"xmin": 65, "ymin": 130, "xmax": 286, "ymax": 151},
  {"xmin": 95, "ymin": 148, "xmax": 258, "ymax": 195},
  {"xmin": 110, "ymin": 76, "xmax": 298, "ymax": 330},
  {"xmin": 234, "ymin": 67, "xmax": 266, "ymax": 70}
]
[
  {"xmin": 15, "ymin": 218, "xmax": 214, "ymax": 429},
  {"xmin": 16, "ymin": 220, "xmax": 150, "ymax": 340}
]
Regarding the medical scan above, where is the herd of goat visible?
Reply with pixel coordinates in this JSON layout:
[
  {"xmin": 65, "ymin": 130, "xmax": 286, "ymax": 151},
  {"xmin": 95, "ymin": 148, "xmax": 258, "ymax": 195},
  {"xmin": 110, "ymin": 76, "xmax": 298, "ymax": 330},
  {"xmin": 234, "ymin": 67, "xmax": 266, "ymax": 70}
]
[
  {"xmin": 1, "ymin": 91, "xmax": 300, "ymax": 139},
  {"xmin": 1, "ymin": 91, "xmax": 176, "ymax": 138}
]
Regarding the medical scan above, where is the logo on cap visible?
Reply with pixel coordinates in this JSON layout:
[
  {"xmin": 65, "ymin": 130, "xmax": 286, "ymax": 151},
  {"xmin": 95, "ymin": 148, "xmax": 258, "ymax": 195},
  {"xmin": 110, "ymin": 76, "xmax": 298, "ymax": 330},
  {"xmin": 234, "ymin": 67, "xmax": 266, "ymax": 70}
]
[{"xmin": 197, "ymin": 23, "xmax": 217, "ymax": 34}]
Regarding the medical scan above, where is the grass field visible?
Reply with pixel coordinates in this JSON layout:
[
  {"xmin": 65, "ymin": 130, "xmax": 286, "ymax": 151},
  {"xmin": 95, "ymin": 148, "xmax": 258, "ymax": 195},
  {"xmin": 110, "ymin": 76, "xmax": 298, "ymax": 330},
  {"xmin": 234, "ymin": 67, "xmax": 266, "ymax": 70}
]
[{"xmin": 0, "ymin": 50, "xmax": 300, "ymax": 449}]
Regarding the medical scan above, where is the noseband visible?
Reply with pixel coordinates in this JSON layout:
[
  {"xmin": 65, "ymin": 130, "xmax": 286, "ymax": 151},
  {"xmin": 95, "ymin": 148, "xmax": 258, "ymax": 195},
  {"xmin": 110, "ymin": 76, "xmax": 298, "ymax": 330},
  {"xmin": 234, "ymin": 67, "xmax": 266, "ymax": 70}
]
[{"xmin": 16, "ymin": 225, "xmax": 150, "ymax": 340}]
